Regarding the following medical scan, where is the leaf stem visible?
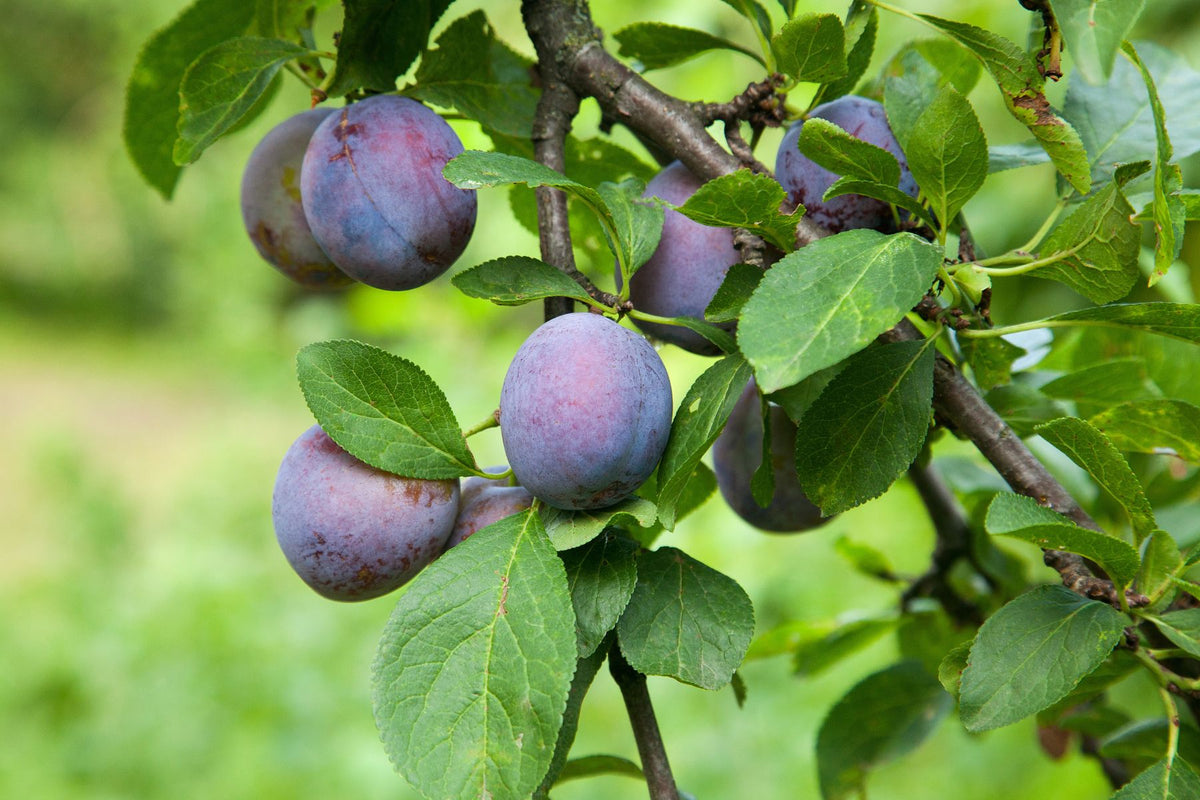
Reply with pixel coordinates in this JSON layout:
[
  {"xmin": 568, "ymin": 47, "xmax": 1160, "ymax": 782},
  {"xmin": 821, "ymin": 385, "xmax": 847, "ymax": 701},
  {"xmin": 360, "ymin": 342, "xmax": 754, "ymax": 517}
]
[
  {"xmin": 863, "ymin": 0, "xmax": 927, "ymax": 27},
  {"xmin": 1017, "ymin": 195, "xmax": 1071, "ymax": 254},
  {"xmin": 973, "ymin": 246, "xmax": 1078, "ymax": 277},
  {"xmin": 609, "ymin": 645, "xmax": 680, "ymax": 800},
  {"xmin": 1161, "ymin": 685, "xmax": 1181, "ymax": 771}
]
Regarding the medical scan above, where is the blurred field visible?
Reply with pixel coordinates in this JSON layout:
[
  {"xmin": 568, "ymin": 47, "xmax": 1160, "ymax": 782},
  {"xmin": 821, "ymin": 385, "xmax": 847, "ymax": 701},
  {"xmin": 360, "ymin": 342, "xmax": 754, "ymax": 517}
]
[{"xmin": 2, "ymin": 0, "xmax": 1198, "ymax": 798}]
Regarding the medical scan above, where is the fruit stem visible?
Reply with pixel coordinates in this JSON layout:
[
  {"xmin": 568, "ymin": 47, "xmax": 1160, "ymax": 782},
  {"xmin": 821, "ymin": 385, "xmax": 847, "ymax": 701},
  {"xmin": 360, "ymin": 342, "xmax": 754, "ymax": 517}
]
[{"xmin": 462, "ymin": 411, "xmax": 501, "ymax": 439}]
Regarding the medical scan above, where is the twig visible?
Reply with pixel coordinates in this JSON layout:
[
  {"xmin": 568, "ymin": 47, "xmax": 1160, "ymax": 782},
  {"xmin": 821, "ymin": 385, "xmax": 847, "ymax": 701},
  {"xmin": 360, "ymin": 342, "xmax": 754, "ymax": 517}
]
[{"xmin": 609, "ymin": 645, "xmax": 680, "ymax": 800}]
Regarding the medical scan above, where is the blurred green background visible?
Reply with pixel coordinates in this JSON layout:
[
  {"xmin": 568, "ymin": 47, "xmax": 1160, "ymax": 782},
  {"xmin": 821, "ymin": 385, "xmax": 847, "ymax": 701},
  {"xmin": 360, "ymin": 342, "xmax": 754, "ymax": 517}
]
[{"xmin": 2, "ymin": 0, "xmax": 1198, "ymax": 798}]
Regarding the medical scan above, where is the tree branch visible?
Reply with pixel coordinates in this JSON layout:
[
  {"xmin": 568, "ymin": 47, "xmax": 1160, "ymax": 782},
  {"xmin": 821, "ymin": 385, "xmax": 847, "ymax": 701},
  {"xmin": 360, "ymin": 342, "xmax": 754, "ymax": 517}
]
[{"xmin": 609, "ymin": 645, "xmax": 680, "ymax": 800}]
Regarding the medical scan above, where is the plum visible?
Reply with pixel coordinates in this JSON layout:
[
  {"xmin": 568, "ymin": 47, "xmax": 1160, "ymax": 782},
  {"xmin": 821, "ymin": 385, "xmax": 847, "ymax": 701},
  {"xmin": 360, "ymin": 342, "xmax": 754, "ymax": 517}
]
[
  {"xmin": 240, "ymin": 108, "xmax": 352, "ymax": 288},
  {"xmin": 444, "ymin": 470, "xmax": 534, "ymax": 550},
  {"xmin": 300, "ymin": 95, "xmax": 477, "ymax": 291},
  {"xmin": 499, "ymin": 313, "xmax": 673, "ymax": 510},
  {"xmin": 712, "ymin": 381, "xmax": 828, "ymax": 532},
  {"xmin": 620, "ymin": 161, "xmax": 740, "ymax": 355},
  {"xmin": 775, "ymin": 95, "xmax": 917, "ymax": 233},
  {"xmin": 272, "ymin": 424, "xmax": 460, "ymax": 601}
]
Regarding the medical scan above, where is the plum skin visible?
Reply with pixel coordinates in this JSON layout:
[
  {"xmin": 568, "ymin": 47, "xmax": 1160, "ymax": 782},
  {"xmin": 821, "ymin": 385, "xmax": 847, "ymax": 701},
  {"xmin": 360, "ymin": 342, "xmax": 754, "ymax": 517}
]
[
  {"xmin": 240, "ymin": 108, "xmax": 352, "ymax": 288},
  {"xmin": 301, "ymin": 95, "xmax": 477, "ymax": 291},
  {"xmin": 444, "ymin": 471, "xmax": 534, "ymax": 550},
  {"xmin": 620, "ymin": 161, "xmax": 740, "ymax": 355},
  {"xmin": 775, "ymin": 95, "xmax": 917, "ymax": 233},
  {"xmin": 499, "ymin": 313, "xmax": 673, "ymax": 511},
  {"xmin": 272, "ymin": 425, "xmax": 460, "ymax": 601},
  {"xmin": 712, "ymin": 381, "xmax": 828, "ymax": 533}
]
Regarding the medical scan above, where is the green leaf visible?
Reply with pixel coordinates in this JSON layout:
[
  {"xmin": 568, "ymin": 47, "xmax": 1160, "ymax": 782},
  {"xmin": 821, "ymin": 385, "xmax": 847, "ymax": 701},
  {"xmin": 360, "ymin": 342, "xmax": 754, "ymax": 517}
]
[
  {"xmin": 555, "ymin": 755, "xmax": 644, "ymax": 785},
  {"xmin": 794, "ymin": 340, "xmax": 936, "ymax": 515},
  {"xmin": 1138, "ymin": 530, "xmax": 1183, "ymax": 608},
  {"xmin": 411, "ymin": 10, "xmax": 539, "ymax": 137},
  {"xmin": 656, "ymin": 355, "xmax": 754, "ymax": 530},
  {"xmin": 959, "ymin": 335, "xmax": 1025, "ymax": 391},
  {"xmin": 904, "ymin": 84, "xmax": 988, "ymax": 229},
  {"xmin": 324, "ymin": 0, "xmax": 452, "ymax": 96},
  {"xmin": 372, "ymin": 510, "xmax": 576, "ymax": 800},
  {"xmin": 1033, "ymin": 163, "xmax": 1147, "ymax": 303},
  {"xmin": 173, "ymin": 37, "xmax": 310, "ymax": 165},
  {"xmin": 296, "ymin": 339, "xmax": 477, "ymax": 479},
  {"xmin": 124, "ymin": 0, "xmax": 256, "ymax": 198},
  {"xmin": 1090, "ymin": 400, "xmax": 1200, "ymax": 463},
  {"xmin": 1040, "ymin": 357, "xmax": 1160, "ymax": 413},
  {"xmin": 539, "ymin": 497, "xmax": 658, "ymax": 552},
  {"xmin": 1111, "ymin": 757, "xmax": 1200, "ymax": 799},
  {"xmin": 811, "ymin": 5, "xmax": 877, "ymax": 106},
  {"xmin": 938, "ymin": 640, "xmax": 971, "ymax": 698},
  {"xmin": 1065, "ymin": 42, "xmax": 1200, "ymax": 190},
  {"xmin": 793, "ymin": 615, "xmax": 901, "ymax": 677},
  {"xmin": 452, "ymin": 256, "xmax": 593, "ymax": 306},
  {"xmin": 984, "ymin": 492, "xmax": 1141, "ymax": 587},
  {"xmin": 882, "ymin": 43, "xmax": 977, "ymax": 154},
  {"xmin": 920, "ymin": 14, "xmax": 1091, "ymax": 194},
  {"xmin": 984, "ymin": 381, "xmax": 1071, "ymax": 438},
  {"xmin": 911, "ymin": 38, "xmax": 982, "ymax": 95},
  {"xmin": 822, "ymin": 177, "xmax": 939, "ymax": 231},
  {"xmin": 533, "ymin": 646, "xmax": 609, "ymax": 799},
  {"xmin": 613, "ymin": 22, "xmax": 764, "ymax": 70},
  {"xmin": 672, "ymin": 169, "xmax": 804, "ymax": 253},
  {"xmin": 750, "ymin": 397, "xmax": 776, "ymax": 509},
  {"xmin": 816, "ymin": 662, "xmax": 952, "ymax": 800},
  {"xmin": 959, "ymin": 585, "xmax": 1128, "ymax": 732},
  {"xmin": 768, "ymin": 363, "xmax": 844, "ymax": 424},
  {"xmin": 988, "ymin": 141, "xmax": 1052, "ymax": 172},
  {"xmin": 705, "ymin": 263, "xmax": 763, "ymax": 324},
  {"xmin": 561, "ymin": 531, "xmax": 640, "ymax": 658},
  {"xmin": 253, "ymin": 0, "xmax": 316, "ymax": 40},
  {"xmin": 739, "ymin": 229, "xmax": 942, "ymax": 393},
  {"xmin": 598, "ymin": 179, "xmax": 663, "ymax": 279},
  {"xmin": 1102, "ymin": 720, "xmax": 1200, "ymax": 778},
  {"xmin": 797, "ymin": 117, "xmax": 901, "ymax": 186},
  {"xmin": 720, "ymin": 0, "xmax": 774, "ymax": 41},
  {"xmin": 1050, "ymin": 0, "xmax": 1144, "ymax": 86},
  {"xmin": 835, "ymin": 535, "xmax": 896, "ymax": 582},
  {"xmin": 617, "ymin": 547, "xmax": 754, "ymax": 690},
  {"xmin": 772, "ymin": 13, "xmax": 846, "ymax": 84},
  {"xmin": 1035, "ymin": 417, "xmax": 1156, "ymax": 542},
  {"xmin": 1040, "ymin": 302, "xmax": 1200, "ymax": 346}
]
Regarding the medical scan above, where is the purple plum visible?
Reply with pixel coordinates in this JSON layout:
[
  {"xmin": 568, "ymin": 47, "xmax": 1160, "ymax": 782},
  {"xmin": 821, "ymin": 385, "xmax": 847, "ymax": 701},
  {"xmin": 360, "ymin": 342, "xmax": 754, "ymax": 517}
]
[
  {"xmin": 300, "ymin": 95, "xmax": 477, "ymax": 291},
  {"xmin": 775, "ymin": 95, "xmax": 917, "ymax": 233},
  {"xmin": 240, "ymin": 108, "xmax": 351, "ymax": 288},
  {"xmin": 712, "ymin": 381, "xmax": 829, "ymax": 532},
  {"xmin": 444, "ymin": 470, "xmax": 535, "ymax": 550},
  {"xmin": 499, "ymin": 313, "xmax": 673, "ymax": 510},
  {"xmin": 621, "ymin": 161, "xmax": 740, "ymax": 355},
  {"xmin": 272, "ymin": 424, "xmax": 460, "ymax": 601}
]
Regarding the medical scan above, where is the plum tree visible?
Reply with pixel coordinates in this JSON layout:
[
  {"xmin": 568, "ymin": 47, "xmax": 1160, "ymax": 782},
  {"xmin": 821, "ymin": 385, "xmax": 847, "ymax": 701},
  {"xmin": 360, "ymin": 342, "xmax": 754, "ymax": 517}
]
[
  {"xmin": 272, "ymin": 424, "xmax": 460, "ymax": 601},
  {"xmin": 775, "ymin": 95, "xmax": 916, "ymax": 233},
  {"xmin": 300, "ymin": 95, "xmax": 477, "ymax": 291},
  {"xmin": 499, "ymin": 312, "xmax": 672, "ymax": 510},
  {"xmin": 444, "ymin": 470, "xmax": 534, "ymax": 550},
  {"xmin": 713, "ymin": 381, "xmax": 828, "ymax": 533},
  {"xmin": 621, "ymin": 161, "xmax": 740, "ymax": 355},
  {"xmin": 239, "ymin": 108, "xmax": 351, "ymax": 288}
]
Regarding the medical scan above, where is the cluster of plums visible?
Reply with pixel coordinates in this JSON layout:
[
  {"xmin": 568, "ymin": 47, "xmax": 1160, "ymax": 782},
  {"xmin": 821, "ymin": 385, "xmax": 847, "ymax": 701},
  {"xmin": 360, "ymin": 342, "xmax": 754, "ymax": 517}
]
[{"xmin": 255, "ymin": 93, "xmax": 912, "ymax": 601}]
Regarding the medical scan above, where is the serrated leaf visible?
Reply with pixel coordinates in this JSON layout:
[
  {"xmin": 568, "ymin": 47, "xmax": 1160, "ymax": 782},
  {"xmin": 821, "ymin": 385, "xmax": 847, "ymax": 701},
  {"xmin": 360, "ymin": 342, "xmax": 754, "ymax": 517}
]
[
  {"xmin": 1040, "ymin": 357, "xmax": 1160, "ymax": 413},
  {"xmin": 174, "ymin": 37, "xmax": 311, "ymax": 165},
  {"xmin": 1065, "ymin": 42, "xmax": 1200, "ymax": 190},
  {"xmin": 561, "ymin": 531, "xmax": 639, "ymax": 657},
  {"xmin": 938, "ymin": 640, "xmax": 971, "ymax": 698},
  {"xmin": 959, "ymin": 335, "xmax": 1025, "ymax": 391},
  {"xmin": 794, "ymin": 339, "xmax": 936, "ymax": 515},
  {"xmin": 920, "ymin": 14, "xmax": 1090, "ymax": 194},
  {"xmin": 959, "ymin": 585, "xmax": 1128, "ymax": 732},
  {"xmin": 672, "ymin": 169, "xmax": 803, "ymax": 253},
  {"xmin": 985, "ymin": 492, "xmax": 1141, "ymax": 587},
  {"xmin": 912, "ymin": 38, "xmax": 982, "ymax": 95},
  {"xmin": 452, "ymin": 256, "xmax": 593, "ymax": 306},
  {"xmin": 613, "ymin": 22, "xmax": 764, "ymax": 70},
  {"xmin": 539, "ymin": 497, "xmax": 658, "ymax": 552},
  {"xmin": 816, "ymin": 662, "xmax": 952, "ymax": 800},
  {"xmin": 811, "ymin": 5, "xmax": 877, "ymax": 106},
  {"xmin": 750, "ymin": 396, "xmax": 775, "ymax": 508},
  {"xmin": 772, "ymin": 13, "xmax": 846, "ymax": 84},
  {"xmin": 254, "ymin": 0, "xmax": 315, "ymax": 40},
  {"xmin": 739, "ymin": 229, "xmax": 942, "ymax": 393},
  {"xmin": 1112, "ymin": 757, "xmax": 1200, "ymax": 799},
  {"xmin": 1138, "ymin": 530, "xmax": 1183, "ymax": 608},
  {"xmin": 324, "ymin": 0, "xmax": 452, "ymax": 96},
  {"xmin": 656, "ymin": 355, "xmax": 754, "ymax": 530},
  {"xmin": 1035, "ymin": 417, "xmax": 1156, "ymax": 542},
  {"xmin": 296, "ymin": 339, "xmax": 477, "ymax": 478},
  {"xmin": 1101, "ymin": 720, "xmax": 1200, "ymax": 778},
  {"xmin": 124, "ymin": 0, "xmax": 256, "ymax": 198},
  {"xmin": 372, "ymin": 510, "xmax": 576, "ymax": 800},
  {"xmin": 1151, "ymin": 609, "xmax": 1200, "ymax": 658},
  {"xmin": 1090, "ymin": 400, "xmax": 1200, "ymax": 463},
  {"xmin": 1033, "ymin": 163, "xmax": 1147, "ymax": 303},
  {"xmin": 617, "ymin": 547, "xmax": 754, "ymax": 690},
  {"xmin": 798, "ymin": 117, "xmax": 901, "ymax": 186},
  {"xmin": 598, "ymin": 179, "xmax": 663, "ymax": 279},
  {"xmin": 1050, "ymin": 0, "xmax": 1144, "ymax": 86},
  {"xmin": 904, "ymin": 84, "xmax": 988, "ymax": 229},
  {"xmin": 705, "ymin": 263, "xmax": 763, "ymax": 324},
  {"xmin": 1039, "ymin": 302, "xmax": 1200, "ymax": 346},
  {"xmin": 533, "ymin": 646, "xmax": 609, "ymax": 799},
  {"xmin": 720, "ymin": 0, "xmax": 774, "ymax": 41},
  {"xmin": 822, "ymin": 177, "xmax": 939, "ymax": 231},
  {"xmin": 768, "ymin": 363, "xmax": 843, "ymax": 424},
  {"xmin": 988, "ymin": 141, "xmax": 1052, "ymax": 172},
  {"xmin": 411, "ymin": 10, "xmax": 538, "ymax": 137}
]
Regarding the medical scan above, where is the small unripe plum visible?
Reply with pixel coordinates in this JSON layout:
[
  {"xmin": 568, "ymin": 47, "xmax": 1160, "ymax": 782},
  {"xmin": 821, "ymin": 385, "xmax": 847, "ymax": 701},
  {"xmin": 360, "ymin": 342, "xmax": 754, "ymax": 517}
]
[
  {"xmin": 444, "ymin": 469, "xmax": 534, "ymax": 550},
  {"xmin": 712, "ymin": 381, "xmax": 829, "ymax": 533},
  {"xmin": 301, "ymin": 95, "xmax": 477, "ymax": 291},
  {"xmin": 272, "ymin": 425, "xmax": 460, "ymax": 601},
  {"xmin": 775, "ymin": 95, "xmax": 917, "ymax": 233},
  {"xmin": 240, "ymin": 108, "xmax": 351, "ymax": 288},
  {"xmin": 620, "ymin": 161, "xmax": 740, "ymax": 356},
  {"xmin": 499, "ymin": 313, "xmax": 673, "ymax": 511}
]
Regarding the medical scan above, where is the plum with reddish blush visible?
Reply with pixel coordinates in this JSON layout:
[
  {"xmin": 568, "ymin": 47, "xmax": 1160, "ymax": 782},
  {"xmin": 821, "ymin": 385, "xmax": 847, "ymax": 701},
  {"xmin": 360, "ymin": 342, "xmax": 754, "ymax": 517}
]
[{"xmin": 444, "ymin": 471, "xmax": 534, "ymax": 550}]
